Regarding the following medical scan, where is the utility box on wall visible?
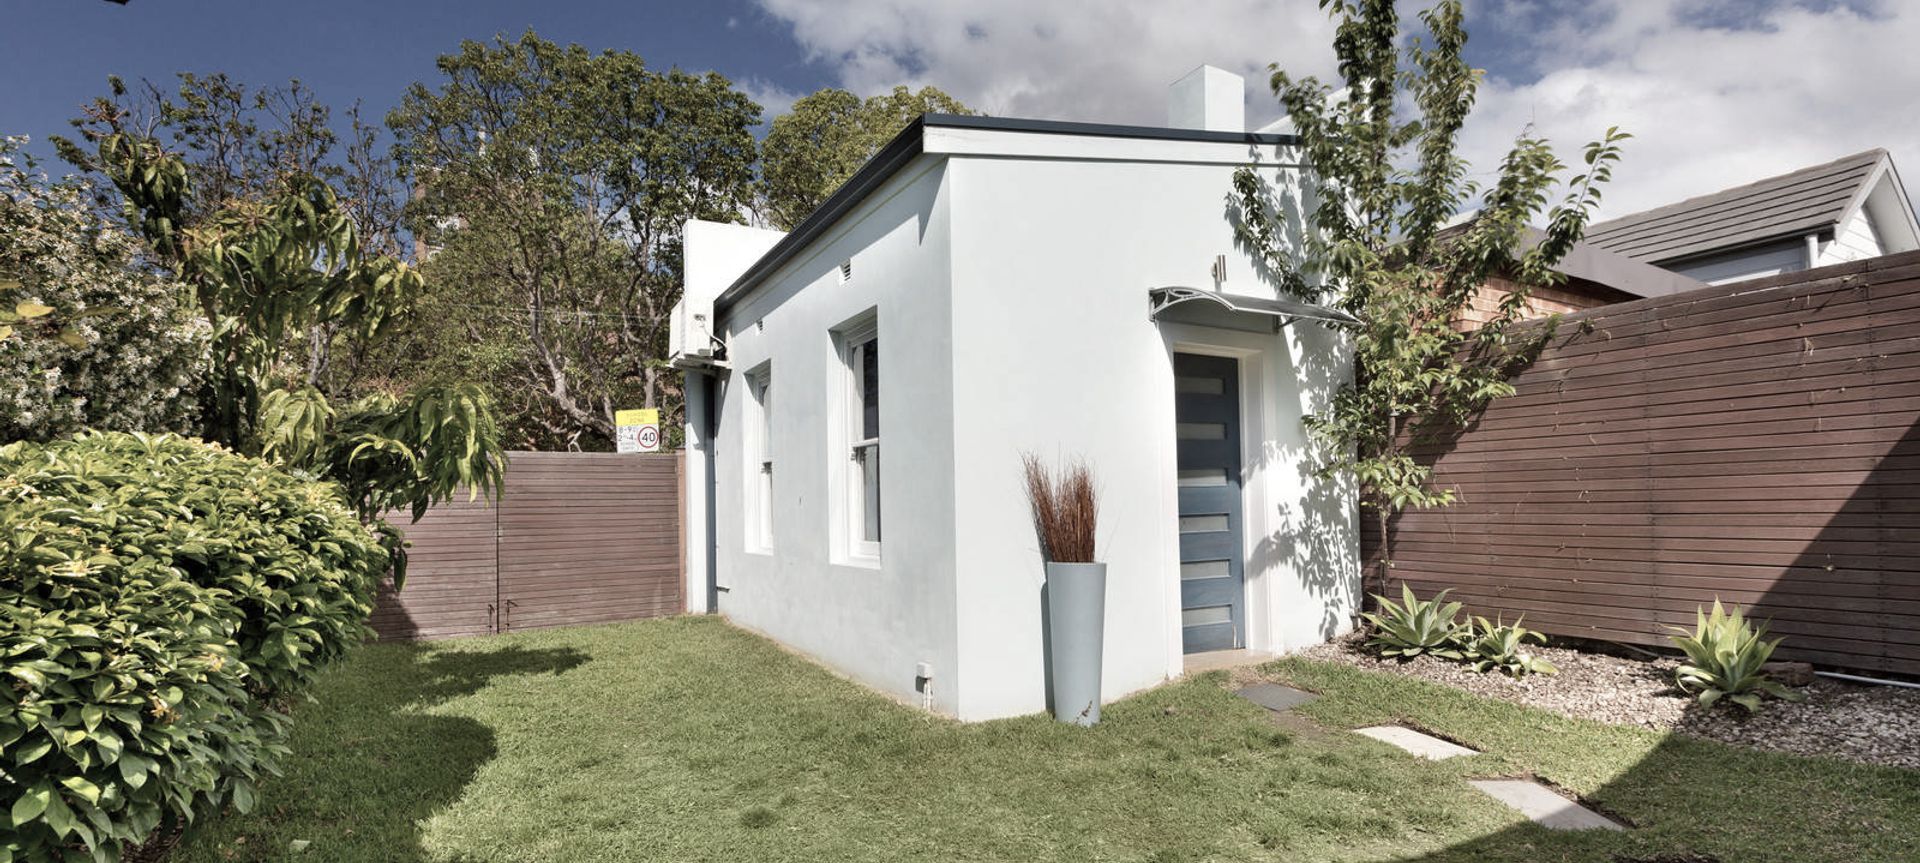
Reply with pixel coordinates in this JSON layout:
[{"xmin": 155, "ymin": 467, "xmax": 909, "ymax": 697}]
[{"xmin": 672, "ymin": 220, "xmax": 786, "ymax": 368}]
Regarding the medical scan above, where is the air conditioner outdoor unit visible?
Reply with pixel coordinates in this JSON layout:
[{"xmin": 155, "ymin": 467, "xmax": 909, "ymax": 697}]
[
  {"xmin": 669, "ymin": 296, "xmax": 722, "ymax": 368},
  {"xmin": 671, "ymin": 219, "xmax": 787, "ymax": 371}
]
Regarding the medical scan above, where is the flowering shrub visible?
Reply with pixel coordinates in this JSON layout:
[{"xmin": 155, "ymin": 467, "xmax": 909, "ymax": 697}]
[
  {"xmin": 0, "ymin": 136, "xmax": 208, "ymax": 441},
  {"xmin": 0, "ymin": 433, "xmax": 388, "ymax": 860}
]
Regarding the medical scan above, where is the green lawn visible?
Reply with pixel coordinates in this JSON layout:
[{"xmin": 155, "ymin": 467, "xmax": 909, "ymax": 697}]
[{"xmin": 173, "ymin": 616, "xmax": 1919, "ymax": 862}]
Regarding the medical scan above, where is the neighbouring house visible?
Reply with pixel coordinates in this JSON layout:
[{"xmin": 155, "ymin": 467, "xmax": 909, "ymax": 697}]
[
  {"xmin": 1585, "ymin": 148, "xmax": 1920, "ymax": 285},
  {"xmin": 670, "ymin": 66, "xmax": 1360, "ymax": 721},
  {"xmin": 1453, "ymin": 227, "xmax": 1706, "ymax": 329},
  {"xmin": 1457, "ymin": 150, "xmax": 1920, "ymax": 324}
]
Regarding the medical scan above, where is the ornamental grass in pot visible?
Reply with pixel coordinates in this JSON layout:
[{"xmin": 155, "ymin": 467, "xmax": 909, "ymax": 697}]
[{"xmin": 1022, "ymin": 453, "xmax": 1105, "ymax": 725}]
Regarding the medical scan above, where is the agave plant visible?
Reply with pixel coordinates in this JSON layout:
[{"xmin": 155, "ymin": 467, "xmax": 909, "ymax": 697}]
[
  {"xmin": 1360, "ymin": 584, "xmax": 1467, "ymax": 660},
  {"xmin": 1668, "ymin": 600, "xmax": 1804, "ymax": 712},
  {"xmin": 1462, "ymin": 615, "xmax": 1558, "ymax": 677}
]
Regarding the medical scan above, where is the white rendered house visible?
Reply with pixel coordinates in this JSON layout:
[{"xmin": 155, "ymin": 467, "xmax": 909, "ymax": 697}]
[{"xmin": 670, "ymin": 67, "xmax": 1361, "ymax": 721}]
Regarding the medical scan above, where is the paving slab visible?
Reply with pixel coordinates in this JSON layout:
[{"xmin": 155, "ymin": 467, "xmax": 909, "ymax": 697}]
[
  {"xmin": 1468, "ymin": 779, "xmax": 1624, "ymax": 831},
  {"xmin": 1233, "ymin": 683, "xmax": 1317, "ymax": 712},
  {"xmin": 1353, "ymin": 725, "xmax": 1479, "ymax": 760}
]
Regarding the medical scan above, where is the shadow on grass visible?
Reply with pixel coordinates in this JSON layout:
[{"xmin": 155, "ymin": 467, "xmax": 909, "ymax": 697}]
[
  {"xmin": 1269, "ymin": 658, "xmax": 1920, "ymax": 863},
  {"xmin": 171, "ymin": 643, "xmax": 588, "ymax": 863},
  {"xmin": 1378, "ymin": 738, "xmax": 1915, "ymax": 863}
]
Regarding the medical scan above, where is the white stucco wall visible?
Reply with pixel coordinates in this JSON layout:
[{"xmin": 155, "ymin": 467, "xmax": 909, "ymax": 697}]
[
  {"xmin": 693, "ymin": 128, "xmax": 1361, "ymax": 723},
  {"xmin": 679, "ymin": 221, "xmax": 786, "ymax": 615},
  {"xmin": 707, "ymin": 160, "xmax": 963, "ymax": 714},
  {"xmin": 942, "ymin": 148, "xmax": 1359, "ymax": 721}
]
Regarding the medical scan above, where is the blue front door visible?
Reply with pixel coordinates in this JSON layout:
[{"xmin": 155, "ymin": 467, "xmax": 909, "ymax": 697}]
[{"xmin": 1173, "ymin": 353, "xmax": 1245, "ymax": 653}]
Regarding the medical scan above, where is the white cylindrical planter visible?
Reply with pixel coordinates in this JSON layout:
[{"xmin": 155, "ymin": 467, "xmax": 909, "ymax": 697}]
[{"xmin": 1044, "ymin": 561, "xmax": 1107, "ymax": 725}]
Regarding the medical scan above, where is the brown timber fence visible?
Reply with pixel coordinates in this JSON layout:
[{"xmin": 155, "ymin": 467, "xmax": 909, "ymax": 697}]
[
  {"xmin": 370, "ymin": 451, "xmax": 683, "ymax": 640},
  {"xmin": 1365, "ymin": 250, "xmax": 1920, "ymax": 675}
]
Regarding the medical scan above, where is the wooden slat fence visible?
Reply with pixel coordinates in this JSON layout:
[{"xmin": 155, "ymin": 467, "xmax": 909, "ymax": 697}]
[
  {"xmin": 1366, "ymin": 250, "xmax": 1920, "ymax": 675},
  {"xmin": 368, "ymin": 492, "xmax": 498, "ymax": 640},
  {"xmin": 371, "ymin": 451, "xmax": 683, "ymax": 640}
]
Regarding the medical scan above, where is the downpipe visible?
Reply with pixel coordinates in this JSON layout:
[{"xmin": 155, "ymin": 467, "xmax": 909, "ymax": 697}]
[{"xmin": 1813, "ymin": 670, "xmax": 1920, "ymax": 691}]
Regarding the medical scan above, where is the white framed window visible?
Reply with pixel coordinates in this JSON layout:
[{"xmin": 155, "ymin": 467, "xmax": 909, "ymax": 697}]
[
  {"xmin": 746, "ymin": 364, "xmax": 774, "ymax": 551},
  {"xmin": 838, "ymin": 318, "xmax": 881, "ymax": 558}
]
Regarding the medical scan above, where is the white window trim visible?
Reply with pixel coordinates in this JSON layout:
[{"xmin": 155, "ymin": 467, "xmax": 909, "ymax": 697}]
[{"xmin": 838, "ymin": 316, "xmax": 881, "ymax": 561}]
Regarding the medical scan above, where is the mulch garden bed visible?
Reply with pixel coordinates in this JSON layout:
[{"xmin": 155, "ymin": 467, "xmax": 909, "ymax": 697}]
[{"xmin": 1296, "ymin": 635, "xmax": 1920, "ymax": 770}]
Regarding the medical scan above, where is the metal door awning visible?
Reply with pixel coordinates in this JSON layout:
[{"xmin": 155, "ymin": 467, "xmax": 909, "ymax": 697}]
[{"xmin": 1148, "ymin": 286, "xmax": 1358, "ymax": 332}]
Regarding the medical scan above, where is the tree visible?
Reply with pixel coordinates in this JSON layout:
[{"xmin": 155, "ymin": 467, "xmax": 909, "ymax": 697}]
[
  {"xmin": 387, "ymin": 31, "xmax": 761, "ymax": 449},
  {"xmin": 759, "ymin": 85, "xmax": 976, "ymax": 230},
  {"xmin": 54, "ymin": 73, "xmax": 411, "ymax": 395},
  {"xmin": 1232, "ymin": 0, "xmax": 1627, "ymax": 595},
  {"xmin": 0, "ymin": 136, "xmax": 208, "ymax": 441},
  {"xmin": 61, "ymin": 84, "xmax": 504, "ymax": 567}
]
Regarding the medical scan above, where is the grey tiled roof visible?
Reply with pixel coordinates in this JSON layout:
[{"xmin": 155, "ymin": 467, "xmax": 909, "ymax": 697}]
[{"xmin": 1585, "ymin": 149, "xmax": 1886, "ymax": 264}]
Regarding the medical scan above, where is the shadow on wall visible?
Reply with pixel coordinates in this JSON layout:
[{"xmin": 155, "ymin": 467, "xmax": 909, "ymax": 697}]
[
  {"xmin": 1767, "ymin": 412, "xmax": 1920, "ymax": 673},
  {"xmin": 369, "ymin": 492, "xmax": 504, "ymax": 642},
  {"xmin": 1228, "ymin": 167, "xmax": 1360, "ymax": 642},
  {"xmin": 1223, "ymin": 151, "xmax": 1310, "ymax": 301},
  {"xmin": 1241, "ymin": 323, "xmax": 1360, "ymax": 643},
  {"xmin": 1253, "ymin": 447, "xmax": 1360, "ymax": 641},
  {"xmin": 171, "ymin": 644, "xmax": 589, "ymax": 861},
  {"xmin": 370, "ymin": 576, "xmax": 426, "ymax": 640}
]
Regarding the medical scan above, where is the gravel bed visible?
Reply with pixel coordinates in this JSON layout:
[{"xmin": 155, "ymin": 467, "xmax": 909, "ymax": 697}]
[{"xmin": 1294, "ymin": 637, "xmax": 1920, "ymax": 770}]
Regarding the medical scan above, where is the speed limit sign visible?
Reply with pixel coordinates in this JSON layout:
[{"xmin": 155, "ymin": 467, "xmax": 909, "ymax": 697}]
[{"xmin": 615, "ymin": 409, "xmax": 662, "ymax": 453}]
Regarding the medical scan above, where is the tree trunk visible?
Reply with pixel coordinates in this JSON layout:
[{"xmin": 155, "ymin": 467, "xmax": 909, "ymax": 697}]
[
  {"xmin": 305, "ymin": 322, "xmax": 332, "ymax": 388},
  {"xmin": 1365, "ymin": 413, "xmax": 1406, "ymax": 612},
  {"xmin": 1372, "ymin": 504, "xmax": 1391, "ymax": 607}
]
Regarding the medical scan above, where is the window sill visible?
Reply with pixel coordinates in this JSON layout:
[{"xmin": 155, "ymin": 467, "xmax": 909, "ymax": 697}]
[{"xmin": 836, "ymin": 552, "xmax": 882, "ymax": 571}]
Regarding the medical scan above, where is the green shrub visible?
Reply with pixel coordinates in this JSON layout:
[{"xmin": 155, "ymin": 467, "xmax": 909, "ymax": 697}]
[
  {"xmin": 1360, "ymin": 585, "xmax": 1466, "ymax": 660},
  {"xmin": 1668, "ymin": 600, "xmax": 1803, "ymax": 712},
  {"xmin": 1, "ymin": 432, "xmax": 389, "ymax": 861},
  {"xmin": 1461, "ymin": 615, "xmax": 1557, "ymax": 677}
]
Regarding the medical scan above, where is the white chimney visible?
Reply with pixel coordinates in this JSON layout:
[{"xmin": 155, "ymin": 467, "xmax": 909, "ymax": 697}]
[{"xmin": 1168, "ymin": 65, "xmax": 1245, "ymax": 133}]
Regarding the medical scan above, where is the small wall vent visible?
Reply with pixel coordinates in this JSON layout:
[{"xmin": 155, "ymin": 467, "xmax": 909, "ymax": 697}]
[{"xmin": 838, "ymin": 258, "xmax": 854, "ymax": 283}]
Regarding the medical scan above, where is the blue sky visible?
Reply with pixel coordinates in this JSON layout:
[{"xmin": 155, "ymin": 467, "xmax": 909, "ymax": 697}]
[
  {"xmin": 0, "ymin": 0, "xmax": 1523, "ymax": 157},
  {"xmin": 4, "ymin": 1, "xmax": 1914, "ymax": 218},
  {"xmin": 1, "ymin": 0, "xmax": 833, "ymax": 159}
]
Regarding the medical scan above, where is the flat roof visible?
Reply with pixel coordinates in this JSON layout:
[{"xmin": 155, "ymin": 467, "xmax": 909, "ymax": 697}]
[{"xmin": 712, "ymin": 114, "xmax": 1301, "ymax": 313}]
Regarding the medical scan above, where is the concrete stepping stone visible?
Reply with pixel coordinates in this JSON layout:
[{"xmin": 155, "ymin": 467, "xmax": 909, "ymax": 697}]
[
  {"xmin": 1234, "ymin": 683, "xmax": 1317, "ymax": 712},
  {"xmin": 1468, "ymin": 779, "xmax": 1624, "ymax": 831},
  {"xmin": 1353, "ymin": 725, "xmax": 1479, "ymax": 760}
]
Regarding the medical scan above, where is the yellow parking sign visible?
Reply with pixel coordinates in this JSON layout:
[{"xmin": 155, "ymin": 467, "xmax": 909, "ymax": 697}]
[{"xmin": 616, "ymin": 408, "xmax": 661, "ymax": 453}]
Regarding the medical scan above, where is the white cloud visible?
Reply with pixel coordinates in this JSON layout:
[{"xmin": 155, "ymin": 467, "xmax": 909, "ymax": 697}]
[
  {"xmin": 756, "ymin": 0, "xmax": 1920, "ymax": 219},
  {"xmin": 740, "ymin": 77, "xmax": 803, "ymax": 122},
  {"xmin": 752, "ymin": 0, "xmax": 1342, "ymax": 128},
  {"xmin": 1459, "ymin": 0, "xmax": 1920, "ymax": 217}
]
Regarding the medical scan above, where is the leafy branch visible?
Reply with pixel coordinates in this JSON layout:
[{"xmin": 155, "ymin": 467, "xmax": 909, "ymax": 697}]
[
  {"xmin": 1234, "ymin": 0, "xmax": 1628, "ymax": 596},
  {"xmin": 68, "ymin": 111, "xmax": 506, "ymax": 577}
]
